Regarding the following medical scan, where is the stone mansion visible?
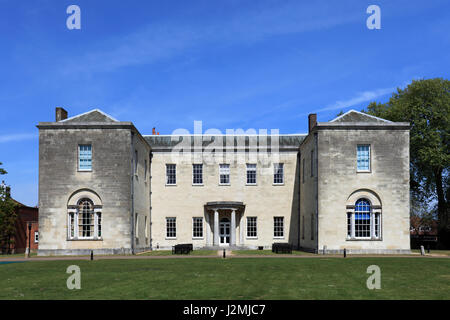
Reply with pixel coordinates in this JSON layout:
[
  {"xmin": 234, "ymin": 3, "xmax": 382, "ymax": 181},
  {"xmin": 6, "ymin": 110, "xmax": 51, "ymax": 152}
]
[{"xmin": 37, "ymin": 107, "xmax": 411, "ymax": 255}]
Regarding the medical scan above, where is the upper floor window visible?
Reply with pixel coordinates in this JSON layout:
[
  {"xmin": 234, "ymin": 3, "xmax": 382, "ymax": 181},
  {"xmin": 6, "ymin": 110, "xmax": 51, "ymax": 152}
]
[
  {"xmin": 134, "ymin": 150, "xmax": 138, "ymax": 175},
  {"xmin": 78, "ymin": 145, "xmax": 92, "ymax": 171},
  {"xmin": 246, "ymin": 164, "xmax": 257, "ymax": 185},
  {"xmin": 357, "ymin": 145, "xmax": 370, "ymax": 172},
  {"xmin": 219, "ymin": 164, "xmax": 230, "ymax": 185},
  {"xmin": 166, "ymin": 164, "xmax": 176, "ymax": 185},
  {"xmin": 273, "ymin": 163, "xmax": 284, "ymax": 184},
  {"xmin": 310, "ymin": 149, "xmax": 314, "ymax": 177},
  {"xmin": 193, "ymin": 164, "xmax": 203, "ymax": 185},
  {"xmin": 302, "ymin": 158, "xmax": 305, "ymax": 183}
]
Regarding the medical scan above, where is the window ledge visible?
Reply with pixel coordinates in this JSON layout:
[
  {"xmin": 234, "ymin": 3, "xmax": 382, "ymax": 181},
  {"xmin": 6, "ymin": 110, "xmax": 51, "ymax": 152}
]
[
  {"xmin": 346, "ymin": 238, "xmax": 382, "ymax": 241},
  {"xmin": 192, "ymin": 184, "xmax": 204, "ymax": 186},
  {"xmin": 165, "ymin": 237, "xmax": 177, "ymax": 240},
  {"xmin": 77, "ymin": 169, "xmax": 92, "ymax": 172},
  {"xmin": 192, "ymin": 237, "xmax": 204, "ymax": 240},
  {"xmin": 246, "ymin": 184, "xmax": 257, "ymax": 186},
  {"xmin": 246, "ymin": 237, "xmax": 258, "ymax": 240},
  {"xmin": 219, "ymin": 183, "xmax": 231, "ymax": 186},
  {"xmin": 67, "ymin": 238, "xmax": 103, "ymax": 241},
  {"xmin": 356, "ymin": 170, "xmax": 371, "ymax": 173},
  {"xmin": 273, "ymin": 183, "xmax": 285, "ymax": 186},
  {"xmin": 273, "ymin": 237, "xmax": 285, "ymax": 239},
  {"xmin": 165, "ymin": 184, "xmax": 177, "ymax": 187}
]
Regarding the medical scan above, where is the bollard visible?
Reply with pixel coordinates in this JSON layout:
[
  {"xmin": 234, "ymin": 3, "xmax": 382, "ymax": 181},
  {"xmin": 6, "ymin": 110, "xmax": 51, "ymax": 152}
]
[
  {"xmin": 90, "ymin": 250, "xmax": 94, "ymax": 260},
  {"xmin": 420, "ymin": 245, "xmax": 425, "ymax": 256},
  {"xmin": 323, "ymin": 245, "xmax": 327, "ymax": 255},
  {"xmin": 223, "ymin": 249, "xmax": 226, "ymax": 259},
  {"xmin": 343, "ymin": 248, "xmax": 346, "ymax": 258},
  {"xmin": 427, "ymin": 245, "xmax": 430, "ymax": 253}
]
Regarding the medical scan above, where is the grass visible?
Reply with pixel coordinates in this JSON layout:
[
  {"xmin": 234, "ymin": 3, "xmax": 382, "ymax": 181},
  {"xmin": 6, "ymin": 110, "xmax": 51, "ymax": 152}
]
[
  {"xmin": 411, "ymin": 249, "xmax": 450, "ymax": 256},
  {"xmin": 0, "ymin": 257, "xmax": 449, "ymax": 300},
  {"xmin": 138, "ymin": 250, "xmax": 218, "ymax": 256},
  {"xmin": 0, "ymin": 253, "xmax": 37, "ymax": 259},
  {"xmin": 232, "ymin": 249, "xmax": 314, "ymax": 256}
]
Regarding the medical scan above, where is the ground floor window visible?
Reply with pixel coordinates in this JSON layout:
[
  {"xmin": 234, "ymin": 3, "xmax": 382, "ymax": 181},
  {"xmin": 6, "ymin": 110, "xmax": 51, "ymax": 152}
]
[
  {"xmin": 166, "ymin": 217, "xmax": 176, "ymax": 238},
  {"xmin": 193, "ymin": 217, "xmax": 203, "ymax": 238},
  {"xmin": 347, "ymin": 199, "xmax": 381, "ymax": 239},
  {"xmin": 247, "ymin": 217, "xmax": 257, "ymax": 238},
  {"xmin": 68, "ymin": 198, "xmax": 102, "ymax": 240},
  {"xmin": 274, "ymin": 217, "xmax": 284, "ymax": 238}
]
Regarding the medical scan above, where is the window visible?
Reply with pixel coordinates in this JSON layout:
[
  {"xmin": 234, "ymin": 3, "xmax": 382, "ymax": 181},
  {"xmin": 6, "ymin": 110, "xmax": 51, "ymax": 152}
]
[
  {"xmin": 166, "ymin": 164, "xmax": 176, "ymax": 185},
  {"xmin": 219, "ymin": 164, "xmax": 230, "ymax": 185},
  {"xmin": 193, "ymin": 217, "xmax": 203, "ymax": 238},
  {"xmin": 69, "ymin": 198, "xmax": 102, "ymax": 240},
  {"xmin": 347, "ymin": 199, "xmax": 381, "ymax": 239},
  {"xmin": 357, "ymin": 145, "xmax": 370, "ymax": 172},
  {"xmin": 34, "ymin": 231, "xmax": 39, "ymax": 243},
  {"xmin": 310, "ymin": 150, "xmax": 314, "ymax": 177},
  {"xmin": 193, "ymin": 164, "xmax": 203, "ymax": 185},
  {"xmin": 274, "ymin": 217, "xmax": 284, "ymax": 238},
  {"xmin": 144, "ymin": 216, "xmax": 148, "ymax": 243},
  {"xmin": 247, "ymin": 217, "xmax": 257, "ymax": 238},
  {"xmin": 144, "ymin": 159, "xmax": 147, "ymax": 180},
  {"xmin": 166, "ymin": 217, "xmax": 176, "ymax": 238},
  {"xmin": 134, "ymin": 150, "xmax": 138, "ymax": 175},
  {"xmin": 311, "ymin": 213, "xmax": 314, "ymax": 240},
  {"xmin": 273, "ymin": 163, "xmax": 284, "ymax": 184},
  {"xmin": 246, "ymin": 164, "xmax": 257, "ymax": 185},
  {"xmin": 302, "ymin": 216, "xmax": 305, "ymax": 239},
  {"xmin": 78, "ymin": 145, "xmax": 92, "ymax": 171},
  {"xmin": 302, "ymin": 158, "xmax": 305, "ymax": 183}
]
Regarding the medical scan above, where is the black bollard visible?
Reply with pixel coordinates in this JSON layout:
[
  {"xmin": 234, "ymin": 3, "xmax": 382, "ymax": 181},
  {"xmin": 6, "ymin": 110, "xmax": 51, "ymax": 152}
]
[
  {"xmin": 343, "ymin": 248, "xmax": 346, "ymax": 258},
  {"xmin": 223, "ymin": 249, "xmax": 226, "ymax": 259},
  {"xmin": 90, "ymin": 250, "xmax": 93, "ymax": 260}
]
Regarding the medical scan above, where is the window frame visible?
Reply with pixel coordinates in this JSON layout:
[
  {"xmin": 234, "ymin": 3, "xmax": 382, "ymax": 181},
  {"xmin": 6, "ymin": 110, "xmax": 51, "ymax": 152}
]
[
  {"xmin": 273, "ymin": 163, "xmax": 284, "ymax": 185},
  {"xmin": 78, "ymin": 144, "xmax": 92, "ymax": 172},
  {"xmin": 219, "ymin": 164, "xmax": 230, "ymax": 185},
  {"xmin": 273, "ymin": 216, "xmax": 284, "ymax": 238},
  {"xmin": 246, "ymin": 163, "xmax": 257, "ymax": 185},
  {"xmin": 192, "ymin": 217, "xmax": 204, "ymax": 239},
  {"xmin": 68, "ymin": 198, "xmax": 102, "ymax": 240},
  {"xmin": 346, "ymin": 198, "xmax": 382, "ymax": 240},
  {"xmin": 166, "ymin": 217, "xmax": 177, "ymax": 239},
  {"xmin": 192, "ymin": 164, "xmax": 203, "ymax": 185},
  {"xmin": 246, "ymin": 216, "xmax": 257, "ymax": 238},
  {"xmin": 356, "ymin": 144, "xmax": 371, "ymax": 173},
  {"xmin": 166, "ymin": 164, "xmax": 177, "ymax": 185}
]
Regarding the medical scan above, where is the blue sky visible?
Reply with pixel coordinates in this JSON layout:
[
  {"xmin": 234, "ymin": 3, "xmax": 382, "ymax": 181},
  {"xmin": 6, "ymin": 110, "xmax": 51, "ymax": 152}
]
[{"xmin": 0, "ymin": 0, "xmax": 449, "ymax": 206}]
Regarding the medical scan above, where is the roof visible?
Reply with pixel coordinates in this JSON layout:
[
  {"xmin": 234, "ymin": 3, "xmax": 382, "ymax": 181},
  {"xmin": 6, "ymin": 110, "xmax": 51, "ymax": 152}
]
[
  {"xmin": 60, "ymin": 109, "xmax": 119, "ymax": 123},
  {"xmin": 329, "ymin": 109, "xmax": 393, "ymax": 123},
  {"xmin": 145, "ymin": 134, "xmax": 306, "ymax": 151}
]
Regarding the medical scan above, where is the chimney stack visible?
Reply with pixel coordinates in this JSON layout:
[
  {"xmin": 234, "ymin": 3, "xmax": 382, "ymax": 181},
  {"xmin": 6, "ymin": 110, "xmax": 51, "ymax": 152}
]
[
  {"xmin": 308, "ymin": 113, "xmax": 317, "ymax": 133},
  {"xmin": 152, "ymin": 127, "xmax": 156, "ymax": 135},
  {"xmin": 56, "ymin": 107, "xmax": 68, "ymax": 122}
]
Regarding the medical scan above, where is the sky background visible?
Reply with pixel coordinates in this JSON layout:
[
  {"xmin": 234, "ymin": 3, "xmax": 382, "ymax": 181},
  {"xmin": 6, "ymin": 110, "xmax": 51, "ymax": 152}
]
[{"xmin": 0, "ymin": 0, "xmax": 449, "ymax": 206}]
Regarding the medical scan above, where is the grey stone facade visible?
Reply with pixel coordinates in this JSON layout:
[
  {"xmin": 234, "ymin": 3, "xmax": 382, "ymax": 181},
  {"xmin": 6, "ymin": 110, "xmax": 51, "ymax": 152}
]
[{"xmin": 37, "ymin": 108, "xmax": 410, "ymax": 255}]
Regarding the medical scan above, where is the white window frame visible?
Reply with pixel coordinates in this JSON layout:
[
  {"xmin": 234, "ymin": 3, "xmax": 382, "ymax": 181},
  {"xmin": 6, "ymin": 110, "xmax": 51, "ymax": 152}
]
[
  {"xmin": 346, "ymin": 199, "xmax": 382, "ymax": 240},
  {"xmin": 273, "ymin": 163, "xmax": 284, "ymax": 185},
  {"xmin": 192, "ymin": 217, "xmax": 204, "ymax": 239},
  {"xmin": 246, "ymin": 217, "xmax": 257, "ymax": 238},
  {"xmin": 219, "ymin": 164, "xmax": 230, "ymax": 185},
  {"xmin": 192, "ymin": 164, "xmax": 203, "ymax": 185},
  {"xmin": 67, "ymin": 199, "xmax": 102, "ymax": 240},
  {"xmin": 273, "ymin": 217, "xmax": 284, "ymax": 238},
  {"xmin": 34, "ymin": 231, "xmax": 39, "ymax": 243},
  {"xmin": 78, "ymin": 144, "xmax": 92, "ymax": 171},
  {"xmin": 357, "ymin": 145, "xmax": 371, "ymax": 172},
  {"xmin": 166, "ymin": 217, "xmax": 177, "ymax": 239},
  {"xmin": 246, "ymin": 164, "xmax": 257, "ymax": 185},
  {"xmin": 166, "ymin": 164, "xmax": 176, "ymax": 185}
]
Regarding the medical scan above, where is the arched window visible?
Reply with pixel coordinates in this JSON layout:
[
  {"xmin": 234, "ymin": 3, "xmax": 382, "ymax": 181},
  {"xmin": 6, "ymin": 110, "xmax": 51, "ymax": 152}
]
[
  {"xmin": 347, "ymin": 197, "xmax": 381, "ymax": 240},
  {"xmin": 67, "ymin": 190, "xmax": 102, "ymax": 240}
]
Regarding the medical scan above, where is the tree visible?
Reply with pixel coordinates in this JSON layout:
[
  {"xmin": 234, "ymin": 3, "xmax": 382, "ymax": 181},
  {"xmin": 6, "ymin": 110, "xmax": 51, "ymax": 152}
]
[
  {"xmin": 0, "ymin": 163, "xmax": 17, "ymax": 254},
  {"xmin": 365, "ymin": 78, "xmax": 450, "ymax": 248}
]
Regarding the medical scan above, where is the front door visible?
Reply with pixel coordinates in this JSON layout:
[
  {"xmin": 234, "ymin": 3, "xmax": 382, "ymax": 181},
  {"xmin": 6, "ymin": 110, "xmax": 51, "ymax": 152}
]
[{"xmin": 219, "ymin": 218, "xmax": 230, "ymax": 245}]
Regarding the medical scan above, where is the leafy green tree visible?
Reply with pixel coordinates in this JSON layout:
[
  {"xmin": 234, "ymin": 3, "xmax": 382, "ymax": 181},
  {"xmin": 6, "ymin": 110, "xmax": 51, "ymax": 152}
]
[
  {"xmin": 0, "ymin": 163, "xmax": 17, "ymax": 254},
  {"xmin": 365, "ymin": 78, "xmax": 450, "ymax": 248}
]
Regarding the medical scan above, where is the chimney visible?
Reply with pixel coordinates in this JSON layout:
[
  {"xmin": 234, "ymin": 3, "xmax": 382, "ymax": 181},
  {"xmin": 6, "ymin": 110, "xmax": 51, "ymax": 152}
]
[
  {"xmin": 56, "ymin": 107, "xmax": 68, "ymax": 122},
  {"xmin": 5, "ymin": 186, "xmax": 11, "ymax": 198},
  {"xmin": 152, "ymin": 127, "xmax": 156, "ymax": 135},
  {"xmin": 308, "ymin": 113, "xmax": 317, "ymax": 133}
]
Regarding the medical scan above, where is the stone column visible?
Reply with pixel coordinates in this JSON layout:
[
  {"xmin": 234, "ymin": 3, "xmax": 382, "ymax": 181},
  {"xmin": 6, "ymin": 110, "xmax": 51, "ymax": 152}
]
[
  {"xmin": 231, "ymin": 209, "xmax": 236, "ymax": 246},
  {"xmin": 214, "ymin": 209, "xmax": 219, "ymax": 246},
  {"xmin": 239, "ymin": 213, "xmax": 244, "ymax": 245},
  {"xmin": 206, "ymin": 212, "xmax": 210, "ymax": 246}
]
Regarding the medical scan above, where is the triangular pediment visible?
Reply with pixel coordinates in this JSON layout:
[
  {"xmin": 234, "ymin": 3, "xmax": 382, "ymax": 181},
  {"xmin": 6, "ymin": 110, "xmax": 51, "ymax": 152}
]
[
  {"xmin": 330, "ymin": 110, "xmax": 392, "ymax": 123},
  {"xmin": 61, "ymin": 109, "xmax": 119, "ymax": 123}
]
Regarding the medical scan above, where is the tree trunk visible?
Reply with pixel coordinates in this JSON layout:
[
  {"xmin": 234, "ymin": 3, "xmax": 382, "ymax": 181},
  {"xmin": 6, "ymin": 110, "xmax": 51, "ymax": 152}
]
[{"xmin": 435, "ymin": 167, "xmax": 449, "ymax": 248}]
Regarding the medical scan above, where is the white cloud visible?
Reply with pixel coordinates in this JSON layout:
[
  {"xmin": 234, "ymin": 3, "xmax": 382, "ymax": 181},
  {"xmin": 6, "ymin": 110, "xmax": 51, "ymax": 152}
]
[{"xmin": 0, "ymin": 133, "xmax": 37, "ymax": 144}]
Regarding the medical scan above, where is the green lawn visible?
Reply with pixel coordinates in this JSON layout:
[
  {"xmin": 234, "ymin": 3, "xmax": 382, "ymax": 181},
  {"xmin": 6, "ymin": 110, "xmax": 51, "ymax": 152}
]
[
  {"xmin": 411, "ymin": 249, "xmax": 450, "ymax": 256},
  {"xmin": 138, "ymin": 250, "xmax": 218, "ymax": 256},
  {"xmin": 1, "ymin": 257, "xmax": 449, "ymax": 300},
  {"xmin": 232, "ymin": 249, "xmax": 314, "ymax": 256}
]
